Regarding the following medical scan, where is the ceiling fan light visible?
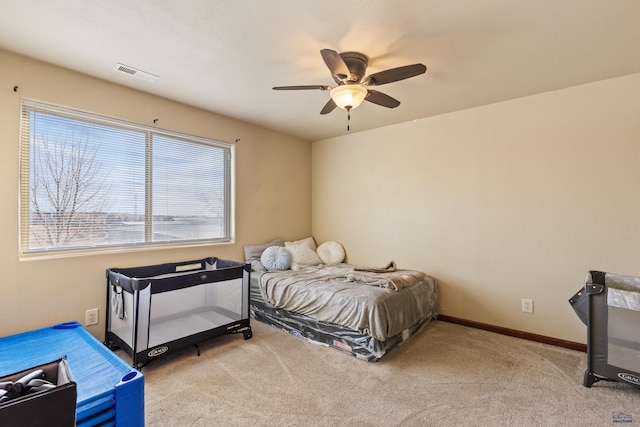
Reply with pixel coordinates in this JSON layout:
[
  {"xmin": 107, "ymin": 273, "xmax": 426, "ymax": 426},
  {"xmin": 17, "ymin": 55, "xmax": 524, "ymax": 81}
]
[{"xmin": 330, "ymin": 84, "xmax": 368, "ymax": 110}]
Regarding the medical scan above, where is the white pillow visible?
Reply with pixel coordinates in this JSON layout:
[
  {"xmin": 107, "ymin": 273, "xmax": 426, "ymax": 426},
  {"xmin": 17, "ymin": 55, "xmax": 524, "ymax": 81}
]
[
  {"xmin": 317, "ymin": 241, "xmax": 345, "ymax": 265},
  {"xmin": 260, "ymin": 246, "xmax": 292, "ymax": 271},
  {"xmin": 286, "ymin": 242, "xmax": 322, "ymax": 270},
  {"xmin": 285, "ymin": 236, "xmax": 317, "ymax": 251}
]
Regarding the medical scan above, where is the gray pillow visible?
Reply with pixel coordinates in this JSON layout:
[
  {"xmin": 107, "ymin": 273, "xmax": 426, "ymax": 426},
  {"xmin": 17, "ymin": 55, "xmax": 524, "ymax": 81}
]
[{"xmin": 243, "ymin": 237, "xmax": 284, "ymax": 271}]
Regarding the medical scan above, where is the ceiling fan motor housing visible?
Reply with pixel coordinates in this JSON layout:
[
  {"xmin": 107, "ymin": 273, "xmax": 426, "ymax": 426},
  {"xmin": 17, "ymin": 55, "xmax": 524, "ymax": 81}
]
[{"xmin": 339, "ymin": 52, "xmax": 369, "ymax": 83}]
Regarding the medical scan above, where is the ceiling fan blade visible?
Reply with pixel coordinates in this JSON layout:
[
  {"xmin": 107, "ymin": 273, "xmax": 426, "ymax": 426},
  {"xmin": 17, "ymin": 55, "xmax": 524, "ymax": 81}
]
[
  {"xmin": 365, "ymin": 89, "xmax": 401, "ymax": 108},
  {"xmin": 320, "ymin": 99, "xmax": 337, "ymax": 115},
  {"xmin": 363, "ymin": 63, "xmax": 426, "ymax": 86},
  {"xmin": 273, "ymin": 85, "xmax": 331, "ymax": 90},
  {"xmin": 320, "ymin": 49, "xmax": 350, "ymax": 82}
]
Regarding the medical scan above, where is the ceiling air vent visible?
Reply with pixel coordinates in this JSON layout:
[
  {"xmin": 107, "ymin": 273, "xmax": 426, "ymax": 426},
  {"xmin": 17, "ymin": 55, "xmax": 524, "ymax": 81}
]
[{"xmin": 113, "ymin": 63, "xmax": 158, "ymax": 82}]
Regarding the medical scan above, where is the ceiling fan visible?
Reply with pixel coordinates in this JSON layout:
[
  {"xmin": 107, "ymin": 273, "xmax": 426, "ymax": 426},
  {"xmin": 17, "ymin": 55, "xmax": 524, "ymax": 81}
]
[{"xmin": 273, "ymin": 49, "xmax": 427, "ymax": 122}]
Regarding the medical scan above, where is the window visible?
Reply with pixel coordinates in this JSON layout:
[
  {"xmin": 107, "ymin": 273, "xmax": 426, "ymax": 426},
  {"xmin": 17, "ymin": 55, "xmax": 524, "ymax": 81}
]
[{"xmin": 20, "ymin": 99, "xmax": 233, "ymax": 256}]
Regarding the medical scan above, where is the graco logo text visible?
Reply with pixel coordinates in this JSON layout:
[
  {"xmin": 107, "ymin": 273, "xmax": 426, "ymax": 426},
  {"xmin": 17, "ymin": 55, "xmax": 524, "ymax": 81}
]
[
  {"xmin": 148, "ymin": 346, "xmax": 169, "ymax": 357},
  {"xmin": 618, "ymin": 373, "xmax": 640, "ymax": 386}
]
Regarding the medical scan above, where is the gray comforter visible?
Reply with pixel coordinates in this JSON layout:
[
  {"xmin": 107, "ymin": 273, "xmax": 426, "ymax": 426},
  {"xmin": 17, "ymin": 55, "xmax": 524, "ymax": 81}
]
[{"xmin": 257, "ymin": 264, "xmax": 438, "ymax": 341}]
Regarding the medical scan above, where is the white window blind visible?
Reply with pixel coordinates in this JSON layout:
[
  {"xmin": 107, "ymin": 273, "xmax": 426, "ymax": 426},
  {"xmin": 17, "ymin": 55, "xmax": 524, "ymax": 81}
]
[{"xmin": 20, "ymin": 99, "xmax": 233, "ymax": 256}]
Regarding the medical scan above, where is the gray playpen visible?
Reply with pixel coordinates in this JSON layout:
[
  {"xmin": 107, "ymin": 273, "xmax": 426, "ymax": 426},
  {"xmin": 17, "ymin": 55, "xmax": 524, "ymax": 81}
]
[{"xmin": 569, "ymin": 270, "xmax": 640, "ymax": 388}]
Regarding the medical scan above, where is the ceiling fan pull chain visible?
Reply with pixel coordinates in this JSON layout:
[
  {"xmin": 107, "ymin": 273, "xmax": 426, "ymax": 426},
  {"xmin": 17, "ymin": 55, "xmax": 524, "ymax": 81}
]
[{"xmin": 347, "ymin": 111, "xmax": 350, "ymax": 131}]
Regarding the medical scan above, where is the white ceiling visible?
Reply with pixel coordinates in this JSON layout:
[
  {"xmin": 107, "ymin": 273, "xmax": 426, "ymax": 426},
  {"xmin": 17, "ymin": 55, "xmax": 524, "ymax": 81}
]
[{"xmin": 2, "ymin": 0, "xmax": 640, "ymax": 141}]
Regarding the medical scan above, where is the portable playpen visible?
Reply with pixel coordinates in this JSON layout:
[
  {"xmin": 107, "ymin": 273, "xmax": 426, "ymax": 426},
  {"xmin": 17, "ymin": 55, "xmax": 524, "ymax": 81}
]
[
  {"xmin": 570, "ymin": 270, "xmax": 640, "ymax": 388},
  {"xmin": 106, "ymin": 257, "xmax": 252, "ymax": 367}
]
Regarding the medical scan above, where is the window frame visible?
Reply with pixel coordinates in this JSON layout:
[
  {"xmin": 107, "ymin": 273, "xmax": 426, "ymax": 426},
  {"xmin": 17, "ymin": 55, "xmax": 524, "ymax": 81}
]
[{"xmin": 19, "ymin": 99, "xmax": 235, "ymax": 259}]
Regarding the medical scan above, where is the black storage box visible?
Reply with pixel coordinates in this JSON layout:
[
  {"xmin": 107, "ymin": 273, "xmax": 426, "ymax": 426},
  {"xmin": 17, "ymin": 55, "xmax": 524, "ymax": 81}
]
[{"xmin": 0, "ymin": 357, "xmax": 76, "ymax": 427}]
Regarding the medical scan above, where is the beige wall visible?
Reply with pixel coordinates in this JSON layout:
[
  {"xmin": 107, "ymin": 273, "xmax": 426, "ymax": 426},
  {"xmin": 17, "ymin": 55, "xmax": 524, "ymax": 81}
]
[
  {"xmin": 312, "ymin": 72, "xmax": 640, "ymax": 344},
  {"xmin": 0, "ymin": 49, "xmax": 311, "ymax": 338}
]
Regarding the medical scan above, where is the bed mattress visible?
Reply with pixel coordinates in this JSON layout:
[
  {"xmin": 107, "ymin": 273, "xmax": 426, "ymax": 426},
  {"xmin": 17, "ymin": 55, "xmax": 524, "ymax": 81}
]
[{"xmin": 250, "ymin": 263, "xmax": 438, "ymax": 361}]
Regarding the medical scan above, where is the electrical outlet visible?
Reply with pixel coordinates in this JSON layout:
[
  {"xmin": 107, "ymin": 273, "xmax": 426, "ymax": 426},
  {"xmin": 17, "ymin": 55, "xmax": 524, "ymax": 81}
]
[
  {"xmin": 522, "ymin": 298, "xmax": 534, "ymax": 314},
  {"xmin": 86, "ymin": 308, "xmax": 99, "ymax": 326}
]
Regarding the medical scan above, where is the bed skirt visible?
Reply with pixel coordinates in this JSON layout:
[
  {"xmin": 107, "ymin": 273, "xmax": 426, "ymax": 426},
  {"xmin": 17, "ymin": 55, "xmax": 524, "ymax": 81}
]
[{"xmin": 250, "ymin": 299, "xmax": 435, "ymax": 362}]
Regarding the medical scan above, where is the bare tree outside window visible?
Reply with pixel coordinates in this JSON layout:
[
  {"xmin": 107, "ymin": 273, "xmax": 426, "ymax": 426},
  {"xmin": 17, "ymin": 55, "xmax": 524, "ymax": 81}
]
[
  {"xmin": 30, "ymin": 130, "xmax": 111, "ymax": 249},
  {"xmin": 198, "ymin": 185, "xmax": 226, "ymax": 235},
  {"xmin": 199, "ymin": 184, "xmax": 225, "ymax": 217}
]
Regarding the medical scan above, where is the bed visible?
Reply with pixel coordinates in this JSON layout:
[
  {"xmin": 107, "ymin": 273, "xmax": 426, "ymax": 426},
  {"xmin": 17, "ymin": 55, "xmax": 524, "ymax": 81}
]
[{"xmin": 245, "ymin": 237, "xmax": 439, "ymax": 361}]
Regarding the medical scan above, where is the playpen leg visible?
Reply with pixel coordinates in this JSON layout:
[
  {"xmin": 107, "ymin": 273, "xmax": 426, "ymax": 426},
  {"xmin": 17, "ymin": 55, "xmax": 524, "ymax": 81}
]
[
  {"xmin": 243, "ymin": 327, "xmax": 253, "ymax": 340},
  {"xmin": 583, "ymin": 370, "xmax": 599, "ymax": 388}
]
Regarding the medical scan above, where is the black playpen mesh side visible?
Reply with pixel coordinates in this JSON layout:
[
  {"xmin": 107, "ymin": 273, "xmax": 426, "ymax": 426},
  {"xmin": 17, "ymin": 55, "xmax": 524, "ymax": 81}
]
[{"xmin": 569, "ymin": 270, "xmax": 640, "ymax": 388}]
